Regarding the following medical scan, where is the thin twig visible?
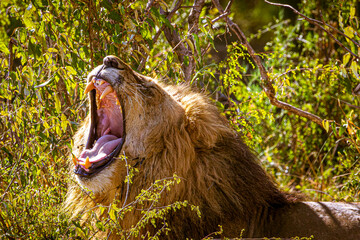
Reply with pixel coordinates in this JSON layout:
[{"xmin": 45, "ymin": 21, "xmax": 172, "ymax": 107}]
[
  {"xmin": 204, "ymin": 12, "xmax": 231, "ymax": 28},
  {"xmin": 122, "ymin": 154, "xmax": 130, "ymax": 208},
  {"xmin": 1, "ymin": 144, "xmax": 25, "ymax": 202},
  {"xmin": 330, "ymin": 97, "xmax": 360, "ymax": 109}
]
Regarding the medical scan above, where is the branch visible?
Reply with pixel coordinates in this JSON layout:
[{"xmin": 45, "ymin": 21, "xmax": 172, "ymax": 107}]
[
  {"xmin": 145, "ymin": 0, "xmax": 156, "ymax": 14},
  {"xmin": 212, "ymin": 0, "xmax": 324, "ymax": 127},
  {"xmin": 188, "ymin": 0, "xmax": 205, "ymax": 35},
  {"xmin": 87, "ymin": 0, "xmax": 94, "ymax": 68},
  {"xmin": 5, "ymin": 38, "xmax": 16, "ymax": 81},
  {"xmin": 160, "ymin": 0, "xmax": 198, "ymax": 82},
  {"xmin": 204, "ymin": 12, "xmax": 231, "ymax": 28},
  {"xmin": 353, "ymin": 83, "xmax": 360, "ymax": 96},
  {"xmin": 332, "ymin": 97, "xmax": 360, "ymax": 109},
  {"xmin": 138, "ymin": 0, "xmax": 186, "ymax": 71},
  {"xmin": 265, "ymin": 0, "xmax": 360, "ymax": 61}
]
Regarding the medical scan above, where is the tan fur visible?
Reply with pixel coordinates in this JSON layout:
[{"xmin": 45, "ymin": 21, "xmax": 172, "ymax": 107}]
[{"xmin": 66, "ymin": 56, "xmax": 360, "ymax": 239}]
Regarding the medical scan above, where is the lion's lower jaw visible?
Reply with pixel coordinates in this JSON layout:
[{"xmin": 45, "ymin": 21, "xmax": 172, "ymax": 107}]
[{"xmin": 76, "ymin": 162, "xmax": 120, "ymax": 194}]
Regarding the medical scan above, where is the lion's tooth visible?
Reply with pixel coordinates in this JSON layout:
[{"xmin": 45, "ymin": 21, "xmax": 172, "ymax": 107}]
[
  {"xmin": 100, "ymin": 85, "xmax": 113, "ymax": 100},
  {"xmin": 84, "ymin": 81, "xmax": 95, "ymax": 95},
  {"xmin": 84, "ymin": 156, "xmax": 91, "ymax": 169},
  {"xmin": 99, "ymin": 80, "xmax": 106, "ymax": 85},
  {"xmin": 72, "ymin": 156, "xmax": 78, "ymax": 166},
  {"xmin": 116, "ymin": 99, "xmax": 120, "ymax": 106}
]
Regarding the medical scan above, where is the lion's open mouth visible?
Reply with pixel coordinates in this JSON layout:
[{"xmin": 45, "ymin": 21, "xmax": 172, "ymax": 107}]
[{"xmin": 73, "ymin": 77, "xmax": 125, "ymax": 178}]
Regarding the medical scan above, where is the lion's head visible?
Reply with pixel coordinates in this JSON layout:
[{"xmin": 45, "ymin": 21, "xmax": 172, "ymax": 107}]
[
  {"xmin": 71, "ymin": 56, "xmax": 198, "ymax": 193},
  {"xmin": 67, "ymin": 55, "xmax": 290, "ymax": 239}
]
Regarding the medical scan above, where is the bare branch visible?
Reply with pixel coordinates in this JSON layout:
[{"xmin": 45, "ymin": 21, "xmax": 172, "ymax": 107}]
[
  {"xmin": 353, "ymin": 83, "xmax": 360, "ymax": 96},
  {"xmin": 145, "ymin": 0, "xmax": 156, "ymax": 13},
  {"xmin": 265, "ymin": 0, "xmax": 360, "ymax": 61},
  {"xmin": 331, "ymin": 97, "xmax": 360, "ymax": 109},
  {"xmin": 188, "ymin": 0, "xmax": 205, "ymax": 35},
  {"xmin": 212, "ymin": 0, "xmax": 324, "ymax": 127},
  {"xmin": 160, "ymin": 0, "xmax": 198, "ymax": 82},
  {"xmin": 204, "ymin": 12, "xmax": 231, "ymax": 28}
]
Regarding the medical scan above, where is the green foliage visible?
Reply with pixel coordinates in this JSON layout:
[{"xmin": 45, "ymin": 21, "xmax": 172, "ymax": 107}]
[
  {"xmin": 247, "ymin": 0, "xmax": 359, "ymax": 200},
  {"xmin": 0, "ymin": 0, "xmax": 359, "ymax": 238},
  {"xmin": 76, "ymin": 171, "xmax": 199, "ymax": 239},
  {"xmin": 0, "ymin": 0, "xmax": 214, "ymax": 237}
]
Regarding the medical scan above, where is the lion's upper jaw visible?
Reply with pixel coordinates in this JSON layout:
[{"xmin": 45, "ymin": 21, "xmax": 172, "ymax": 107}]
[{"xmin": 79, "ymin": 80, "xmax": 123, "ymax": 163}]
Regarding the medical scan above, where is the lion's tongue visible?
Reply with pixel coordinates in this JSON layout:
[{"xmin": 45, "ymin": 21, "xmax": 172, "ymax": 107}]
[{"xmin": 79, "ymin": 135, "xmax": 122, "ymax": 163}]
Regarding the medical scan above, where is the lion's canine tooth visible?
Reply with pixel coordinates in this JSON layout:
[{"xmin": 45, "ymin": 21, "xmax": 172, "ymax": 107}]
[
  {"xmin": 116, "ymin": 99, "xmax": 120, "ymax": 106},
  {"xmin": 99, "ymin": 80, "xmax": 106, "ymax": 85},
  {"xmin": 72, "ymin": 156, "xmax": 78, "ymax": 166},
  {"xmin": 100, "ymin": 85, "xmax": 113, "ymax": 100},
  {"xmin": 84, "ymin": 156, "xmax": 91, "ymax": 169},
  {"xmin": 84, "ymin": 81, "xmax": 95, "ymax": 95}
]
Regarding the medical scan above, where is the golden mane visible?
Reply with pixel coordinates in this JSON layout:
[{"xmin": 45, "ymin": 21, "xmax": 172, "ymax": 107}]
[{"xmin": 66, "ymin": 56, "xmax": 360, "ymax": 239}]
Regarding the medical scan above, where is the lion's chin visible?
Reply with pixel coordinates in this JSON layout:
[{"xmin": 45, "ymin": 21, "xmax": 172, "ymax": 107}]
[{"xmin": 76, "ymin": 161, "xmax": 119, "ymax": 193}]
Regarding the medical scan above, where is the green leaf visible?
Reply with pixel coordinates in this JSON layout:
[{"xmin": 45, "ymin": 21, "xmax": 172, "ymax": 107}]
[
  {"xmin": 0, "ymin": 42, "xmax": 9, "ymax": 54},
  {"xmin": 65, "ymin": 66, "xmax": 77, "ymax": 75},
  {"xmin": 185, "ymin": 38, "xmax": 195, "ymax": 54},
  {"xmin": 350, "ymin": 6, "xmax": 356, "ymax": 19},
  {"xmin": 193, "ymin": 34, "xmax": 201, "ymax": 55},
  {"xmin": 109, "ymin": 208, "xmax": 116, "ymax": 222},
  {"xmin": 342, "ymin": 53, "xmax": 351, "ymax": 66},
  {"xmin": 167, "ymin": 51, "xmax": 173, "ymax": 63},
  {"xmin": 350, "ymin": 61, "xmax": 359, "ymax": 80},
  {"xmin": 344, "ymin": 26, "xmax": 354, "ymax": 39},
  {"xmin": 322, "ymin": 120, "xmax": 330, "ymax": 133},
  {"xmin": 55, "ymin": 94, "xmax": 61, "ymax": 114},
  {"xmin": 61, "ymin": 114, "xmax": 67, "ymax": 132},
  {"xmin": 48, "ymin": 48, "xmax": 58, "ymax": 53}
]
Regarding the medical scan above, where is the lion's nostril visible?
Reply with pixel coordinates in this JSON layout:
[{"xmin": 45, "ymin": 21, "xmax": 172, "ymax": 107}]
[{"xmin": 103, "ymin": 56, "xmax": 119, "ymax": 69}]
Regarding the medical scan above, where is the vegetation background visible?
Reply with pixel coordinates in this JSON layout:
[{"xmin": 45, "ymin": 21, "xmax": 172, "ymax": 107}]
[{"xmin": 0, "ymin": 0, "xmax": 359, "ymax": 238}]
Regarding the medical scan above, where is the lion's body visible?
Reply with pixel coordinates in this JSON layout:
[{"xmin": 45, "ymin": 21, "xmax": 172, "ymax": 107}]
[
  {"xmin": 66, "ymin": 56, "xmax": 360, "ymax": 239},
  {"xmin": 269, "ymin": 202, "xmax": 360, "ymax": 240}
]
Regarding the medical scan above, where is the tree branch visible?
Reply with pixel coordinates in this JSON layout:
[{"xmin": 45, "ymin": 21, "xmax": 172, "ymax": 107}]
[
  {"xmin": 188, "ymin": 0, "xmax": 205, "ymax": 35},
  {"xmin": 138, "ymin": 0, "xmax": 186, "ymax": 71},
  {"xmin": 212, "ymin": 0, "xmax": 324, "ymax": 127},
  {"xmin": 160, "ymin": 0, "xmax": 199, "ymax": 82},
  {"xmin": 88, "ymin": 0, "xmax": 94, "ymax": 68}
]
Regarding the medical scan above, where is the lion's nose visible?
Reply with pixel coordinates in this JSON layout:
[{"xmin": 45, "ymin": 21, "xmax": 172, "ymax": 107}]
[{"xmin": 103, "ymin": 55, "xmax": 122, "ymax": 69}]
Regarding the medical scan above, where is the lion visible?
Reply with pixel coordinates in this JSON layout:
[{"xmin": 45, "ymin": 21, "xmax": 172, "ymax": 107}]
[{"xmin": 66, "ymin": 55, "xmax": 360, "ymax": 239}]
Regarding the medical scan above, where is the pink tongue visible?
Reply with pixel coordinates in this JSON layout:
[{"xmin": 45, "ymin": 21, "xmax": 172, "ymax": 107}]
[{"xmin": 79, "ymin": 135, "xmax": 122, "ymax": 163}]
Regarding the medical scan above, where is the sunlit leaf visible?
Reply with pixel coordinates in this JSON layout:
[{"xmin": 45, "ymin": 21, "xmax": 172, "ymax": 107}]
[
  {"xmin": 342, "ymin": 53, "xmax": 351, "ymax": 66},
  {"xmin": 0, "ymin": 42, "xmax": 9, "ymax": 54},
  {"xmin": 344, "ymin": 26, "xmax": 354, "ymax": 39}
]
